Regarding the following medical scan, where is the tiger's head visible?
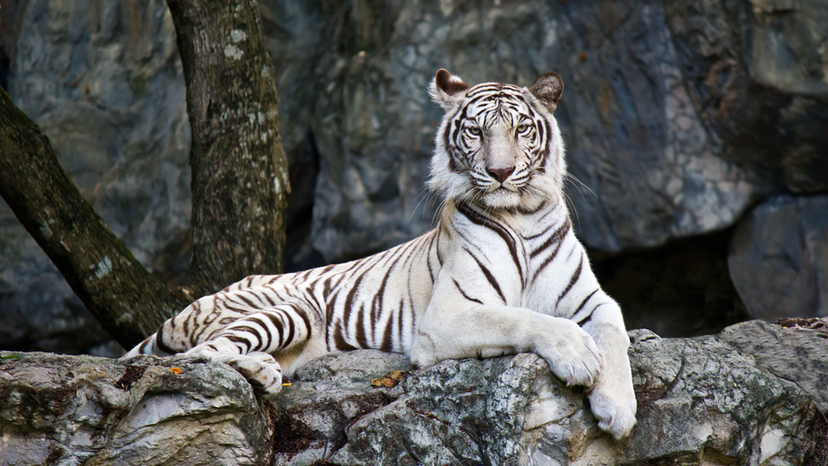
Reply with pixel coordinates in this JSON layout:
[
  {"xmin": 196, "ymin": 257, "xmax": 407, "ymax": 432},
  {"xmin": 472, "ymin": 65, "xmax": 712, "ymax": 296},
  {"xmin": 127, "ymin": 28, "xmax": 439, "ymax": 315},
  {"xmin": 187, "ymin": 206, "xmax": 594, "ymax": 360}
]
[{"xmin": 427, "ymin": 69, "xmax": 566, "ymax": 213}]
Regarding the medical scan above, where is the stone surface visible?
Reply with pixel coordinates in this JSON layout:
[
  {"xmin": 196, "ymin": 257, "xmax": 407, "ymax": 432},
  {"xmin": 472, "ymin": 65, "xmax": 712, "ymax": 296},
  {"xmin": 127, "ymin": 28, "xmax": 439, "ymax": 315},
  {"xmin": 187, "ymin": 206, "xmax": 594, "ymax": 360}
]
[
  {"xmin": 269, "ymin": 322, "xmax": 827, "ymax": 465},
  {"xmin": 0, "ymin": 352, "xmax": 274, "ymax": 466},
  {"xmin": 728, "ymin": 195, "xmax": 828, "ymax": 321},
  {"xmin": 717, "ymin": 319, "xmax": 828, "ymax": 414},
  {"xmin": 668, "ymin": 0, "xmax": 828, "ymax": 193},
  {"xmin": 0, "ymin": 321, "xmax": 826, "ymax": 465}
]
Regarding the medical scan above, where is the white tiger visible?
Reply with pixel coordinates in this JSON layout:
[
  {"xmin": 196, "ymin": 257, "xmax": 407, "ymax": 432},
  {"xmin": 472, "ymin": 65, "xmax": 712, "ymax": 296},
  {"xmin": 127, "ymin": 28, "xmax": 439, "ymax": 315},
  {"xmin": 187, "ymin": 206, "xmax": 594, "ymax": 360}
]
[{"xmin": 125, "ymin": 69, "xmax": 637, "ymax": 439}]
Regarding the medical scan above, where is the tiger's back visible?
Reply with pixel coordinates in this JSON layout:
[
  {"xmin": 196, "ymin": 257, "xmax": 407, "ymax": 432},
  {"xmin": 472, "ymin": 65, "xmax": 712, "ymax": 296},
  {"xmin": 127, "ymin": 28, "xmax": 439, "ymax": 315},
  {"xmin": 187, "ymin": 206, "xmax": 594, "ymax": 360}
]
[{"xmin": 126, "ymin": 69, "xmax": 638, "ymax": 440}]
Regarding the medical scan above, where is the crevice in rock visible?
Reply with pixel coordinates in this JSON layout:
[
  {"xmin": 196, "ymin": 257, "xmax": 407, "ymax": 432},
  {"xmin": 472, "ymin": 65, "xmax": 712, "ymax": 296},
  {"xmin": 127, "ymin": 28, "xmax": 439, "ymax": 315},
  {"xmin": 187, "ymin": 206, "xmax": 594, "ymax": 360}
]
[
  {"xmin": 271, "ymin": 415, "xmax": 314, "ymax": 456},
  {"xmin": 284, "ymin": 130, "xmax": 325, "ymax": 273},
  {"xmin": 803, "ymin": 407, "xmax": 828, "ymax": 466},
  {"xmin": 591, "ymin": 229, "xmax": 750, "ymax": 337}
]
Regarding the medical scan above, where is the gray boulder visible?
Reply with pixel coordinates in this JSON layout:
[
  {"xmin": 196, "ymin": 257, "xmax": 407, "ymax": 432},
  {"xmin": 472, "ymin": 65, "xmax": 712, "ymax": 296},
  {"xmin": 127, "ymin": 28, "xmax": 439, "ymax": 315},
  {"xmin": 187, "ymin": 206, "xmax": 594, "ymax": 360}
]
[
  {"xmin": 0, "ymin": 352, "xmax": 274, "ymax": 466},
  {"xmin": 729, "ymin": 195, "xmax": 828, "ymax": 320},
  {"xmin": 0, "ymin": 320, "xmax": 825, "ymax": 465}
]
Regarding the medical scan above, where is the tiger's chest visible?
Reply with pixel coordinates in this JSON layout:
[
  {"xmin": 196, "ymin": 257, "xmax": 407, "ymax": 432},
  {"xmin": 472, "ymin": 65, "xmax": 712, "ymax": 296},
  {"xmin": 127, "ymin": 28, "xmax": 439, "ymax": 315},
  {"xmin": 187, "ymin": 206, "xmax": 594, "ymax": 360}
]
[{"xmin": 444, "ymin": 206, "xmax": 579, "ymax": 317}]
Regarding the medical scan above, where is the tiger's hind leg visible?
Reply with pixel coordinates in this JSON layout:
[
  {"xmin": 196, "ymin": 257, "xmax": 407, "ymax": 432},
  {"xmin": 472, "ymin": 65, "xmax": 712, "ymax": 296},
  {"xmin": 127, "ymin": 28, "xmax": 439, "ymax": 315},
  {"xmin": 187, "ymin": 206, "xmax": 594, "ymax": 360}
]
[
  {"xmin": 192, "ymin": 349, "xmax": 284, "ymax": 399},
  {"xmin": 183, "ymin": 299, "xmax": 319, "ymax": 399}
]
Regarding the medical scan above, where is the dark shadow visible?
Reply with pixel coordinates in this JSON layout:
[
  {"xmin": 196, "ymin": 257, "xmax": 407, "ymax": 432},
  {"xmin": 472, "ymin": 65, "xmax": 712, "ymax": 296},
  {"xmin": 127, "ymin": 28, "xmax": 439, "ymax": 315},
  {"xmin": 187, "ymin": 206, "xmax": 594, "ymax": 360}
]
[{"xmin": 591, "ymin": 229, "xmax": 751, "ymax": 337}]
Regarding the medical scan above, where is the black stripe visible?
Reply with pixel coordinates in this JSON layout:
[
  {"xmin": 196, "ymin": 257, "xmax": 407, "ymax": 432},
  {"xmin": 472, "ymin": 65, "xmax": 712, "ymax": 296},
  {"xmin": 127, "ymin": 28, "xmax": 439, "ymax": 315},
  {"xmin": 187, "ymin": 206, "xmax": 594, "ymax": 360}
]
[
  {"xmin": 183, "ymin": 302, "xmax": 197, "ymax": 344},
  {"xmin": 453, "ymin": 278, "xmax": 483, "ymax": 305},
  {"xmin": 156, "ymin": 325, "xmax": 177, "ymax": 354},
  {"xmin": 381, "ymin": 312, "xmax": 394, "ymax": 352},
  {"xmin": 446, "ymin": 121, "xmax": 458, "ymax": 171},
  {"xmin": 409, "ymin": 294, "xmax": 418, "ymax": 335},
  {"xmin": 296, "ymin": 306, "xmax": 312, "ymax": 341},
  {"xmin": 556, "ymin": 255, "xmax": 583, "ymax": 306},
  {"xmin": 284, "ymin": 286, "xmax": 300, "ymax": 300},
  {"xmin": 228, "ymin": 291, "xmax": 258, "ymax": 308},
  {"xmin": 304, "ymin": 287, "xmax": 323, "ymax": 319},
  {"xmin": 283, "ymin": 304, "xmax": 299, "ymax": 348},
  {"xmin": 224, "ymin": 302, "xmax": 252, "ymax": 314},
  {"xmin": 229, "ymin": 325, "xmax": 260, "ymax": 346},
  {"xmin": 530, "ymin": 216, "xmax": 571, "ymax": 259},
  {"xmin": 322, "ymin": 275, "xmax": 335, "ymax": 323},
  {"xmin": 333, "ymin": 323, "xmax": 357, "ymax": 351},
  {"xmin": 541, "ymin": 119, "xmax": 553, "ymax": 170},
  {"xmin": 573, "ymin": 289, "xmax": 599, "ymax": 317},
  {"xmin": 514, "ymin": 199, "xmax": 547, "ymax": 216},
  {"xmin": 264, "ymin": 312, "xmax": 284, "ymax": 347},
  {"xmin": 247, "ymin": 317, "xmax": 272, "ymax": 351},
  {"xmin": 308, "ymin": 264, "xmax": 337, "ymax": 278},
  {"xmin": 426, "ymin": 232, "xmax": 436, "ymax": 284},
  {"xmin": 523, "ymin": 219, "xmax": 555, "ymax": 241},
  {"xmin": 466, "ymin": 248, "xmax": 506, "ymax": 304},
  {"xmin": 138, "ymin": 338, "xmax": 150, "ymax": 354},
  {"xmin": 259, "ymin": 288, "xmax": 277, "ymax": 306},
  {"xmin": 355, "ymin": 302, "xmax": 368, "ymax": 348},
  {"xmin": 436, "ymin": 226, "xmax": 445, "ymax": 266},
  {"xmin": 397, "ymin": 298, "xmax": 405, "ymax": 351},
  {"xmin": 457, "ymin": 203, "xmax": 523, "ymax": 286},
  {"xmin": 370, "ymin": 293, "xmax": 379, "ymax": 346},
  {"xmin": 577, "ymin": 303, "xmax": 609, "ymax": 327},
  {"xmin": 225, "ymin": 334, "xmax": 252, "ymax": 353}
]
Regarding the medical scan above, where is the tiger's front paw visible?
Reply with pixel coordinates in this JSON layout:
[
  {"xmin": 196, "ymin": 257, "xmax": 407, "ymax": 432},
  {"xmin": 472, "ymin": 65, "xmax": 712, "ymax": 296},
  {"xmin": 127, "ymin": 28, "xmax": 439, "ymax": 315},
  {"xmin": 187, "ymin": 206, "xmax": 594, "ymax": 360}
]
[
  {"xmin": 536, "ymin": 321, "xmax": 602, "ymax": 388},
  {"xmin": 588, "ymin": 378, "xmax": 637, "ymax": 439}
]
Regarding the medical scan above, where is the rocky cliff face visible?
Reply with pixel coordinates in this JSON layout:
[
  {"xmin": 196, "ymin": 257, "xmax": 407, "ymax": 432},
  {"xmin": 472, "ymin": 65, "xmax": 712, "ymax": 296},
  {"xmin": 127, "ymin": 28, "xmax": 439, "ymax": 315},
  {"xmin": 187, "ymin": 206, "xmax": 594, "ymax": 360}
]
[
  {"xmin": 2, "ymin": 0, "xmax": 828, "ymax": 352},
  {"xmin": 1, "ymin": 320, "xmax": 826, "ymax": 465}
]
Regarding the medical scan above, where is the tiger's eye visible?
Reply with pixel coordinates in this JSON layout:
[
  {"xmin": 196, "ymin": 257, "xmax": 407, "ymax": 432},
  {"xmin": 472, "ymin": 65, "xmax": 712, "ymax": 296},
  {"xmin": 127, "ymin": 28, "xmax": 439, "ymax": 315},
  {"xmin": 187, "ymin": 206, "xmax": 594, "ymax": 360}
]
[
  {"xmin": 469, "ymin": 127, "xmax": 482, "ymax": 135},
  {"xmin": 517, "ymin": 124, "xmax": 529, "ymax": 132}
]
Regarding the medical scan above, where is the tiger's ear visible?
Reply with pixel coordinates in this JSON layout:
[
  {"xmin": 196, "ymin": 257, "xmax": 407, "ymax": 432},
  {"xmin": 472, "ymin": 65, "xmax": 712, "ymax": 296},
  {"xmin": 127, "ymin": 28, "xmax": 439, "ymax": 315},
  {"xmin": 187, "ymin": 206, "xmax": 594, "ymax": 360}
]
[
  {"xmin": 528, "ymin": 72, "xmax": 564, "ymax": 112},
  {"xmin": 430, "ymin": 69, "xmax": 470, "ymax": 110}
]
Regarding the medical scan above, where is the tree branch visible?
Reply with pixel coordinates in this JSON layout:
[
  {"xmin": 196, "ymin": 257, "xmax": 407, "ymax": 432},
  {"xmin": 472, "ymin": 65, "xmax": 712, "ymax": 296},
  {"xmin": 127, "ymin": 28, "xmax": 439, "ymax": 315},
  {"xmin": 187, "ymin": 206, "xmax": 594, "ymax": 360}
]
[
  {"xmin": 167, "ymin": 0, "xmax": 289, "ymax": 298},
  {"xmin": 0, "ymin": 88, "xmax": 189, "ymax": 349}
]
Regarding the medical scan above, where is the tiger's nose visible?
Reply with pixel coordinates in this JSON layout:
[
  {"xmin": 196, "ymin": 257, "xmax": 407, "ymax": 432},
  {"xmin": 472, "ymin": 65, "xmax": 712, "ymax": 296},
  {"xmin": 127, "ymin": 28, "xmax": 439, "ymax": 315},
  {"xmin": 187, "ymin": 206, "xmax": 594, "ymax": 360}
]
[{"xmin": 487, "ymin": 166, "xmax": 515, "ymax": 183}]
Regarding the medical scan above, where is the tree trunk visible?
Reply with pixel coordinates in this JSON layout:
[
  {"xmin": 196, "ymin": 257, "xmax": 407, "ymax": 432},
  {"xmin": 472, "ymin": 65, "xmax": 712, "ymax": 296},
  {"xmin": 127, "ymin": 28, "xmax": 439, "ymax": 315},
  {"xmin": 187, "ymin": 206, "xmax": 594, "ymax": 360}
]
[
  {"xmin": 0, "ymin": 88, "xmax": 189, "ymax": 349},
  {"xmin": 166, "ymin": 0, "xmax": 289, "ymax": 299}
]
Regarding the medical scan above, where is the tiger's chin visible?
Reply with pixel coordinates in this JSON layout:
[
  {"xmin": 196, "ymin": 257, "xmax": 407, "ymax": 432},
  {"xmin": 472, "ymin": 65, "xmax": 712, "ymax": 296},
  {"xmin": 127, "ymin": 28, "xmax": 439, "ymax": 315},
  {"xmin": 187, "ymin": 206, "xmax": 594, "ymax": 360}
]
[{"xmin": 480, "ymin": 188, "xmax": 545, "ymax": 213}]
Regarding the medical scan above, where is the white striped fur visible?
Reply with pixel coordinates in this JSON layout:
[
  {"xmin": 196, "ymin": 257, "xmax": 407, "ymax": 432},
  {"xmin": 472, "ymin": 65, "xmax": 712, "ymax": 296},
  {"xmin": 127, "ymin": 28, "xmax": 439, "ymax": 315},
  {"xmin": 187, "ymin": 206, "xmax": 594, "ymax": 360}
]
[{"xmin": 125, "ymin": 70, "xmax": 637, "ymax": 439}]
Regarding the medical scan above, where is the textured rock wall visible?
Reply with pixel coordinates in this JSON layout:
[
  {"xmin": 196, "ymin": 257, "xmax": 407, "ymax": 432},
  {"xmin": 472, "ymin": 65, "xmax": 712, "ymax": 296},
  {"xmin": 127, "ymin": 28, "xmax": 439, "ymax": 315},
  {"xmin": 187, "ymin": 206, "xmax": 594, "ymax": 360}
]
[
  {"xmin": 264, "ymin": 0, "xmax": 828, "ymax": 323},
  {"xmin": 2, "ymin": 0, "xmax": 828, "ymax": 354},
  {"xmin": 1, "ymin": 0, "xmax": 190, "ymax": 355},
  {"xmin": 267, "ymin": 0, "xmax": 763, "ymax": 259},
  {"xmin": 1, "ymin": 320, "xmax": 825, "ymax": 465}
]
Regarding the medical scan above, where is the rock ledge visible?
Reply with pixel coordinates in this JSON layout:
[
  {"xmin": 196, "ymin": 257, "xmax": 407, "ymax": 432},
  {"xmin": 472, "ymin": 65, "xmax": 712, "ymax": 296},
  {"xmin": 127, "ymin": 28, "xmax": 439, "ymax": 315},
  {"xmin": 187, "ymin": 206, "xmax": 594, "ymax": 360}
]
[{"xmin": 1, "ymin": 320, "xmax": 826, "ymax": 465}]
